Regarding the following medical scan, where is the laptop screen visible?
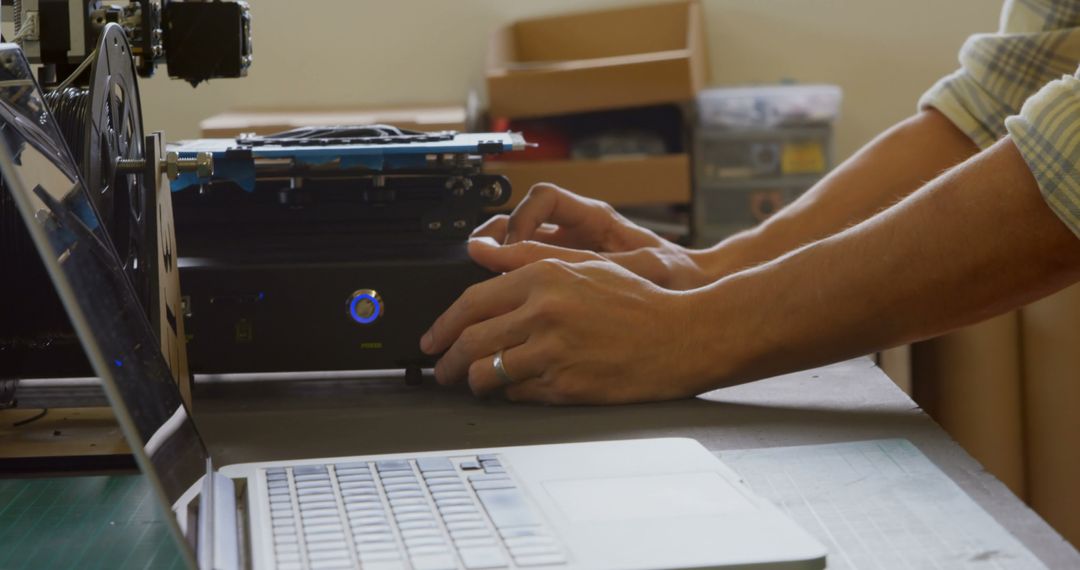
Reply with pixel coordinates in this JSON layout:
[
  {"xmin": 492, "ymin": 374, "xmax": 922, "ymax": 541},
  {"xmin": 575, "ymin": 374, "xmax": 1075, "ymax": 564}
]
[{"xmin": 0, "ymin": 46, "xmax": 206, "ymax": 508}]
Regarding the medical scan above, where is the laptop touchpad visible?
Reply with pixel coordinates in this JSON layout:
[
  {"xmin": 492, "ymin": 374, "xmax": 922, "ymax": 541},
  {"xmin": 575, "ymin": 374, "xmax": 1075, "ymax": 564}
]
[{"xmin": 543, "ymin": 472, "xmax": 757, "ymax": 523}]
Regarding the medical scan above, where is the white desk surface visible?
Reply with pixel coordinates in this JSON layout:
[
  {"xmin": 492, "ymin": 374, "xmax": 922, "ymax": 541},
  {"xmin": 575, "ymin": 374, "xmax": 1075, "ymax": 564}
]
[{"xmin": 192, "ymin": 357, "xmax": 1080, "ymax": 568}]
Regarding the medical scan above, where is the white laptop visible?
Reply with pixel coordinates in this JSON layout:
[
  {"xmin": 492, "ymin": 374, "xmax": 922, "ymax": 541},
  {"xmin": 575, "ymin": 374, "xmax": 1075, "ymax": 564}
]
[{"xmin": 0, "ymin": 45, "xmax": 826, "ymax": 570}]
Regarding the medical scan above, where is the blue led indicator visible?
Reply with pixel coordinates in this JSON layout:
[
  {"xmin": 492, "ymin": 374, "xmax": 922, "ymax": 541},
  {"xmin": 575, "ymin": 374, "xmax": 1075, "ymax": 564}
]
[
  {"xmin": 349, "ymin": 293, "xmax": 381, "ymax": 324},
  {"xmin": 114, "ymin": 359, "xmax": 123, "ymax": 367}
]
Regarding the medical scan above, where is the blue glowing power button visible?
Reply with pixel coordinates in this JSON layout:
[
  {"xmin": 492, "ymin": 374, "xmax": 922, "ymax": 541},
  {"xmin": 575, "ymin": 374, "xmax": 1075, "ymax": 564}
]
[{"xmin": 348, "ymin": 289, "xmax": 383, "ymax": 325}]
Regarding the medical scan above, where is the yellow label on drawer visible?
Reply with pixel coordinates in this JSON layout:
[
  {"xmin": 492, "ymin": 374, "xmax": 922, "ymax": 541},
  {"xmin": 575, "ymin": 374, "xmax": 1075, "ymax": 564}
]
[{"xmin": 781, "ymin": 141, "xmax": 825, "ymax": 174}]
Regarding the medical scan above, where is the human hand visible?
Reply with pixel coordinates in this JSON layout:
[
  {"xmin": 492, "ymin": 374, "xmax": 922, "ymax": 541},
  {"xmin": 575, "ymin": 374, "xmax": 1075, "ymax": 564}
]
[
  {"xmin": 472, "ymin": 183, "xmax": 706, "ymax": 289},
  {"xmin": 420, "ymin": 258, "xmax": 713, "ymax": 404}
]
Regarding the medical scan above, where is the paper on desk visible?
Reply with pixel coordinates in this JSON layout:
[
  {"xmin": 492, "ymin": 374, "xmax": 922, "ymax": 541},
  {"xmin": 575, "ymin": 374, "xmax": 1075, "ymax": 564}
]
[{"xmin": 718, "ymin": 439, "xmax": 1045, "ymax": 570}]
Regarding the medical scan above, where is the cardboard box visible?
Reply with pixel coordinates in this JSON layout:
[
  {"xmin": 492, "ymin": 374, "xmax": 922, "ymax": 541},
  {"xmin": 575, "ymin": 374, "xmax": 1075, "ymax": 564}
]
[
  {"xmin": 486, "ymin": 1, "xmax": 708, "ymax": 119},
  {"xmin": 200, "ymin": 105, "xmax": 467, "ymax": 137},
  {"xmin": 486, "ymin": 154, "xmax": 691, "ymax": 208}
]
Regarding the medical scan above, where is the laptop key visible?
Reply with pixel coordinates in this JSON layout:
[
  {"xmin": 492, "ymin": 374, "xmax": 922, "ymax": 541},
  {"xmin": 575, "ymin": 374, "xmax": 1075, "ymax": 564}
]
[
  {"xmin": 408, "ymin": 544, "xmax": 450, "ymax": 556},
  {"xmin": 410, "ymin": 552, "xmax": 458, "ymax": 570},
  {"xmin": 335, "ymin": 473, "xmax": 373, "ymax": 483},
  {"xmin": 295, "ymin": 480, "xmax": 332, "ymax": 490},
  {"xmin": 400, "ymin": 527, "xmax": 442, "ymax": 539},
  {"xmin": 395, "ymin": 511, "xmax": 435, "ymax": 522},
  {"xmin": 356, "ymin": 540, "xmax": 398, "ymax": 553},
  {"xmin": 298, "ymin": 487, "xmax": 336, "ymax": 497},
  {"xmin": 300, "ymin": 508, "xmax": 339, "ymax": 519},
  {"xmin": 430, "ymin": 490, "xmax": 470, "ymax": 501},
  {"xmin": 307, "ymin": 547, "xmax": 350, "ymax": 561},
  {"xmin": 355, "ymin": 533, "xmax": 396, "ymax": 544},
  {"xmin": 380, "ymin": 469, "xmax": 417, "ymax": 478},
  {"xmin": 423, "ymin": 473, "xmax": 461, "ymax": 482},
  {"xmin": 395, "ymin": 518, "xmax": 436, "ymax": 531},
  {"xmin": 360, "ymin": 561, "xmax": 406, "ymax": 570},
  {"xmin": 376, "ymin": 460, "xmax": 412, "ymax": 472},
  {"xmin": 439, "ymin": 505, "xmax": 478, "ymax": 515},
  {"xmin": 427, "ymin": 483, "xmax": 467, "ymax": 493},
  {"xmin": 443, "ymin": 512, "xmax": 483, "ymax": 524},
  {"xmin": 333, "ymin": 461, "xmax": 370, "ymax": 470},
  {"xmin": 352, "ymin": 523, "xmax": 393, "ymax": 535},
  {"xmin": 447, "ymin": 520, "xmax": 487, "ymax": 532},
  {"xmin": 306, "ymin": 539, "xmax": 348, "ymax": 551},
  {"xmin": 449, "ymin": 527, "xmax": 491, "ymax": 539},
  {"xmin": 434, "ymin": 497, "xmax": 474, "ymax": 508},
  {"xmin": 359, "ymin": 548, "xmax": 401, "ymax": 561},
  {"xmin": 391, "ymin": 503, "xmax": 430, "ymax": 514},
  {"xmin": 455, "ymin": 536, "xmax": 498, "ymax": 548},
  {"xmin": 348, "ymin": 514, "xmax": 388, "ymax": 526},
  {"xmin": 309, "ymin": 559, "xmax": 352, "ymax": 570},
  {"xmin": 459, "ymin": 546, "xmax": 508, "ymax": 569},
  {"xmin": 338, "ymin": 481, "xmax": 377, "ymax": 490},
  {"xmin": 476, "ymin": 488, "xmax": 540, "ymax": 528},
  {"xmin": 404, "ymin": 535, "xmax": 446, "ymax": 548},
  {"xmin": 386, "ymin": 489, "xmax": 423, "ymax": 500},
  {"xmin": 387, "ymin": 497, "xmax": 427, "ymax": 508},
  {"xmin": 301, "ymin": 515, "xmax": 341, "ymax": 526},
  {"xmin": 417, "ymin": 457, "xmax": 455, "ymax": 472},
  {"xmin": 384, "ymin": 482, "xmax": 422, "ymax": 492}
]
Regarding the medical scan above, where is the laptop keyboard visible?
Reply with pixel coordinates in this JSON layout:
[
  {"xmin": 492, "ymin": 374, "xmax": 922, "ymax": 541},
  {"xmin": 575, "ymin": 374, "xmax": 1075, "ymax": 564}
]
[{"xmin": 263, "ymin": 454, "xmax": 567, "ymax": 570}]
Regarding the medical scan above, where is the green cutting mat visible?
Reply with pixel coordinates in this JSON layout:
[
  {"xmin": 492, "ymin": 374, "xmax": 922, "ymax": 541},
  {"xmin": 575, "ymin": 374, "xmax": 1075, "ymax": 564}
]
[{"xmin": 0, "ymin": 475, "xmax": 186, "ymax": 569}]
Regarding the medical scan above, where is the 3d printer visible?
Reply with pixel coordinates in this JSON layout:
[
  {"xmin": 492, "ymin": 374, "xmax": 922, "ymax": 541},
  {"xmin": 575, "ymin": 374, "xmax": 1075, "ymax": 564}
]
[{"xmin": 168, "ymin": 127, "xmax": 523, "ymax": 381}]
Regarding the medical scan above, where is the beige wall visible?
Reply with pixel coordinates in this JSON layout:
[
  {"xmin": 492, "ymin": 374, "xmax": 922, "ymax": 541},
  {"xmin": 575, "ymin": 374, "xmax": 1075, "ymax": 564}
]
[{"xmin": 140, "ymin": 0, "xmax": 998, "ymax": 160}]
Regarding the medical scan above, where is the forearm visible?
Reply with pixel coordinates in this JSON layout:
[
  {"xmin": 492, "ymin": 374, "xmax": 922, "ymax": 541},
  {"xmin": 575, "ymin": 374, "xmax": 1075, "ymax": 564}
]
[
  {"xmin": 687, "ymin": 137, "xmax": 1080, "ymax": 390},
  {"xmin": 691, "ymin": 108, "xmax": 980, "ymax": 282}
]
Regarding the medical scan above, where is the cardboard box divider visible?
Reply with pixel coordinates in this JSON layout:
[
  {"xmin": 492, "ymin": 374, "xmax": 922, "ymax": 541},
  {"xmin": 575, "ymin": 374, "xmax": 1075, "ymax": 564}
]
[
  {"xmin": 487, "ymin": 154, "xmax": 691, "ymax": 209},
  {"xmin": 486, "ymin": 1, "xmax": 707, "ymax": 119}
]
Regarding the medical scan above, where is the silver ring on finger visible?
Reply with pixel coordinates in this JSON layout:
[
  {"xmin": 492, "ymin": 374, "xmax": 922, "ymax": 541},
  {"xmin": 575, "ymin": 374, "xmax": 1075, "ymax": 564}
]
[{"xmin": 493, "ymin": 349, "xmax": 515, "ymax": 385}]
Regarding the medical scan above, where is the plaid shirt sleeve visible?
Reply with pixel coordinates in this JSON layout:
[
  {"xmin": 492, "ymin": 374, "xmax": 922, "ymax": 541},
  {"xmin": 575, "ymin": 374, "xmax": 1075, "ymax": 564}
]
[
  {"xmin": 921, "ymin": 0, "xmax": 1080, "ymax": 239},
  {"xmin": 1005, "ymin": 73, "xmax": 1080, "ymax": 238},
  {"xmin": 919, "ymin": 0, "xmax": 1080, "ymax": 149}
]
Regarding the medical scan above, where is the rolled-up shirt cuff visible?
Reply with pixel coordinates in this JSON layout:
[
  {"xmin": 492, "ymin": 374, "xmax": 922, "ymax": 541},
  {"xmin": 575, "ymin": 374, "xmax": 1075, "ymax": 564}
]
[
  {"xmin": 1005, "ymin": 74, "xmax": 1080, "ymax": 240},
  {"xmin": 920, "ymin": 69, "xmax": 1011, "ymax": 150}
]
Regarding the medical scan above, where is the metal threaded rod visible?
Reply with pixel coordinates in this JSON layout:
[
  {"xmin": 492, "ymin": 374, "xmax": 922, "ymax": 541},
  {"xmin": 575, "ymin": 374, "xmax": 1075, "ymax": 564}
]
[{"xmin": 115, "ymin": 152, "xmax": 214, "ymax": 179}]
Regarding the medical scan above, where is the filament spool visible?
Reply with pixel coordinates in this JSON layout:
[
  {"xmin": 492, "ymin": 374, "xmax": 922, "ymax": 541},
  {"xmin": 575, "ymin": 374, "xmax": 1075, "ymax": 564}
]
[{"xmin": 1, "ymin": 24, "xmax": 152, "ymax": 379}]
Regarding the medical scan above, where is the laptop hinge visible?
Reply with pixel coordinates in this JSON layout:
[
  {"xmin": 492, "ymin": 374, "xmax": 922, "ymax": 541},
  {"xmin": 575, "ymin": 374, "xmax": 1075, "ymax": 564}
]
[{"xmin": 197, "ymin": 458, "xmax": 241, "ymax": 570}]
